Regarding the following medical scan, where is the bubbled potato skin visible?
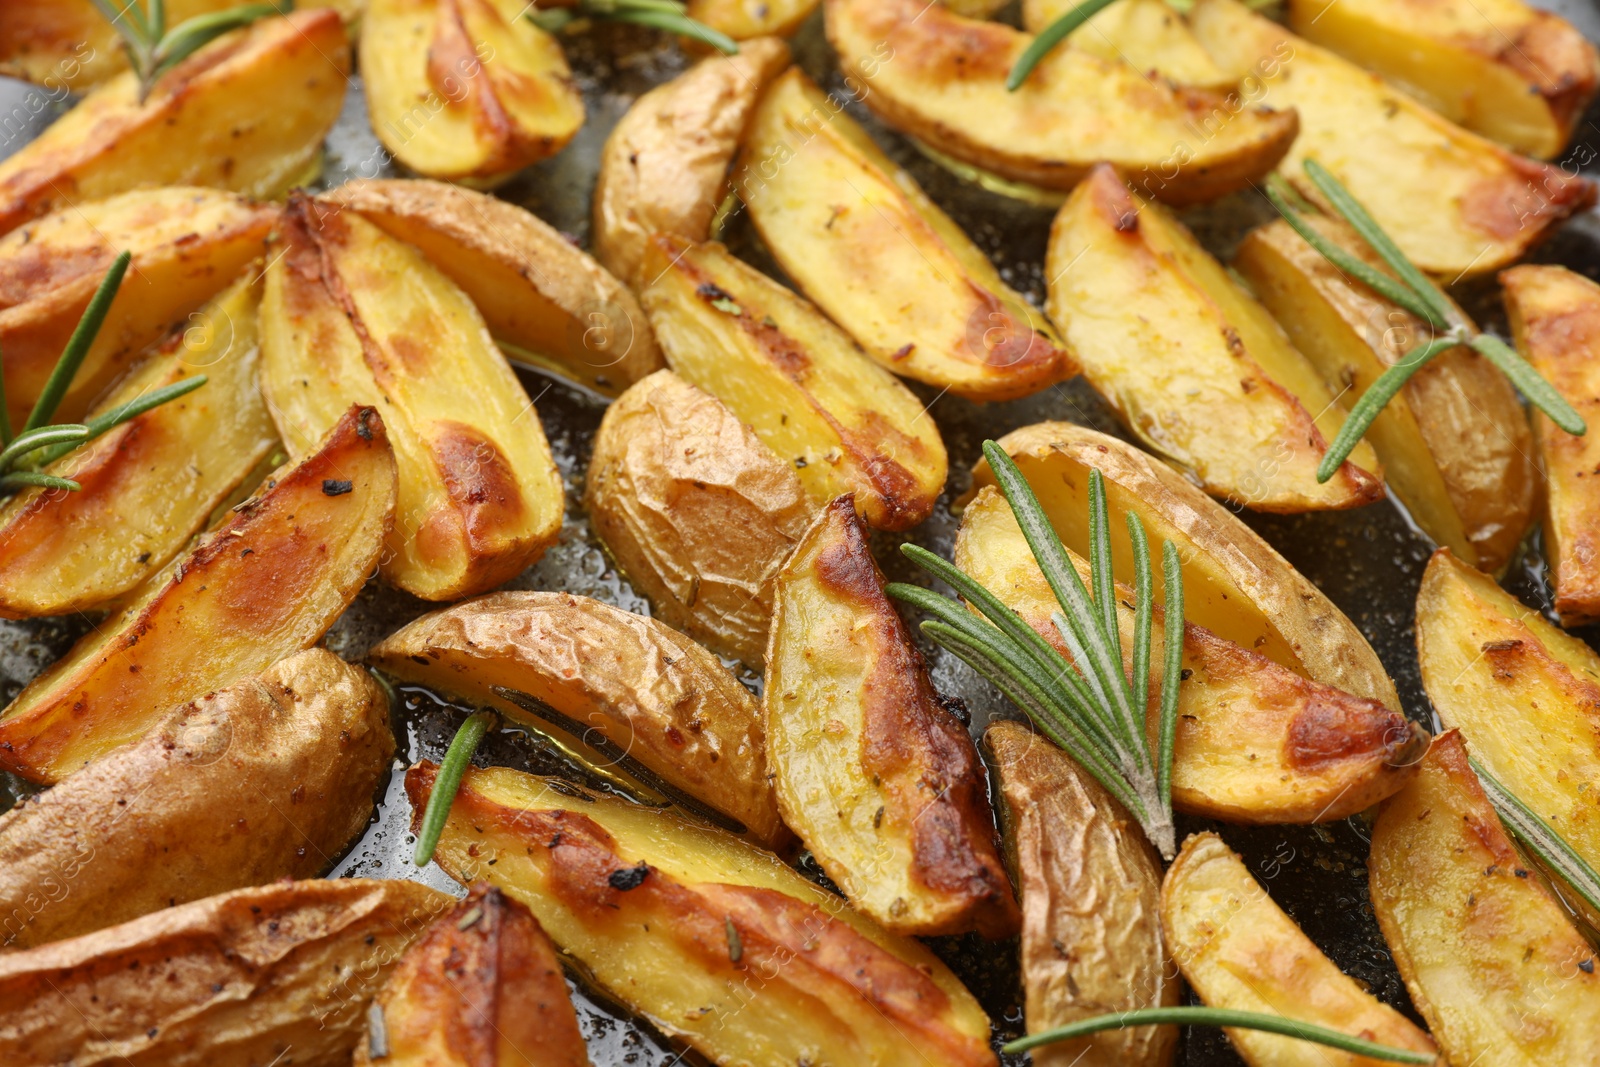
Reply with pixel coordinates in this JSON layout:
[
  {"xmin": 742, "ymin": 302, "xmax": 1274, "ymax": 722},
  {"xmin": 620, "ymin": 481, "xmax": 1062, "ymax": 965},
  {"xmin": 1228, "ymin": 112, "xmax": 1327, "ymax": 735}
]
[
  {"xmin": 369, "ymin": 591, "xmax": 787, "ymax": 847},
  {"xmin": 1370, "ymin": 731, "xmax": 1600, "ymax": 1067},
  {"xmin": 0, "ymin": 649, "xmax": 393, "ymax": 950},
  {"xmin": 0, "ymin": 405, "xmax": 397, "ymax": 784},
  {"xmin": 766, "ymin": 497, "xmax": 1019, "ymax": 938},
  {"xmin": 985, "ymin": 721, "xmax": 1178, "ymax": 1067},
  {"xmin": 411, "ymin": 763, "xmax": 999, "ymax": 1067},
  {"xmin": 585, "ymin": 370, "xmax": 815, "ymax": 667},
  {"xmin": 0, "ymin": 878, "xmax": 452, "ymax": 1067}
]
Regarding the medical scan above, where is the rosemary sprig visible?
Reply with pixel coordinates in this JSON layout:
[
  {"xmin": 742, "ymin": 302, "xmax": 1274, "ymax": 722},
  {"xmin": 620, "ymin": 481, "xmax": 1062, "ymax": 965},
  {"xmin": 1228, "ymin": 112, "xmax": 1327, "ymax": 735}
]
[
  {"xmin": 1471, "ymin": 758, "xmax": 1600, "ymax": 919},
  {"xmin": 527, "ymin": 0, "xmax": 739, "ymax": 56},
  {"xmin": 89, "ymin": 0, "xmax": 293, "ymax": 101},
  {"xmin": 413, "ymin": 711, "xmax": 497, "ymax": 866}
]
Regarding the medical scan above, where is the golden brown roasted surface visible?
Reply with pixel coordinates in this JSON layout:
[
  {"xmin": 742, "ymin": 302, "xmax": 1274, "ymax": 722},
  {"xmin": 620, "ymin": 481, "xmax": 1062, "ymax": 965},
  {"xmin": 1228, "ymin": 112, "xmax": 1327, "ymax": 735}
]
[
  {"xmin": 0, "ymin": 406, "xmax": 396, "ymax": 784},
  {"xmin": 1237, "ymin": 214, "xmax": 1537, "ymax": 572},
  {"xmin": 0, "ymin": 9, "xmax": 349, "ymax": 237},
  {"xmin": 685, "ymin": 0, "xmax": 817, "ymax": 39},
  {"xmin": 640, "ymin": 235, "xmax": 947, "ymax": 531},
  {"xmin": 261, "ymin": 195, "xmax": 563, "ymax": 601},
  {"xmin": 0, "ymin": 649, "xmax": 393, "ymax": 950},
  {"xmin": 1048, "ymin": 165, "xmax": 1382, "ymax": 511},
  {"xmin": 410, "ymin": 763, "xmax": 998, "ymax": 1067},
  {"xmin": 352, "ymin": 885, "xmax": 590, "ymax": 1067},
  {"xmin": 1164, "ymin": 832, "xmax": 1438, "ymax": 1066},
  {"xmin": 0, "ymin": 878, "xmax": 451, "ymax": 1067},
  {"xmin": 986, "ymin": 721, "xmax": 1178, "ymax": 1067},
  {"xmin": 585, "ymin": 370, "xmax": 815, "ymax": 666},
  {"xmin": 1371, "ymin": 731, "xmax": 1600, "ymax": 1067},
  {"xmin": 369, "ymin": 591, "xmax": 787, "ymax": 847},
  {"xmin": 324, "ymin": 178, "xmax": 662, "ymax": 396},
  {"xmin": 1022, "ymin": 0, "xmax": 1230, "ymax": 88},
  {"xmin": 825, "ymin": 0, "xmax": 1298, "ymax": 203},
  {"xmin": 592, "ymin": 39, "xmax": 792, "ymax": 291},
  {"xmin": 767, "ymin": 497, "xmax": 1019, "ymax": 938}
]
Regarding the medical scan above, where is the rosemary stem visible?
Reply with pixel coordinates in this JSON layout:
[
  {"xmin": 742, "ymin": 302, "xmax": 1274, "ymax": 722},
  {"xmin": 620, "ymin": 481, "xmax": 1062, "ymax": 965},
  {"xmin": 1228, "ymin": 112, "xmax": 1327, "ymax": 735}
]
[
  {"xmin": 24, "ymin": 250, "xmax": 131, "ymax": 434},
  {"xmin": 414, "ymin": 711, "xmax": 496, "ymax": 866},
  {"xmin": 1156, "ymin": 538, "xmax": 1183, "ymax": 818},
  {"xmin": 1468, "ymin": 333, "xmax": 1586, "ymax": 437},
  {"xmin": 1315, "ymin": 334, "xmax": 1462, "ymax": 483},
  {"xmin": 1006, "ymin": 0, "xmax": 1119, "ymax": 91},
  {"xmin": 29, "ymin": 375, "xmax": 208, "ymax": 468},
  {"xmin": 1472, "ymin": 758, "xmax": 1600, "ymax": 917}
]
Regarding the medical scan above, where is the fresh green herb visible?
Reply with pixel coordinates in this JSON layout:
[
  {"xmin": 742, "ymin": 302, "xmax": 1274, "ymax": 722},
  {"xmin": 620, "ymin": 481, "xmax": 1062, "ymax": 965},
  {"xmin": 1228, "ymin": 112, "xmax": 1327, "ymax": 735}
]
[
  {"xmin": 1472, "ymin": 757, "xmax": 1600, "ymax": 919},
  {"xmin": 89, "ymin": 0, "xmax": 293, "ymax": 101},
  {"xmin": 413, "ymin": 711, "xmax": 496, "ymax": 866},
  {"xmin": 527, "ymin": 0, "xmax": 738, "ymax": 56}
]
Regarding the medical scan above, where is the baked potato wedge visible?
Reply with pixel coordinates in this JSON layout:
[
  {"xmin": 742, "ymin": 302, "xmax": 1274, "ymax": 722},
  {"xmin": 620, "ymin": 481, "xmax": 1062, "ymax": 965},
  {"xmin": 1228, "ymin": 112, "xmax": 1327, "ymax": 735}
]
[
  {"xmin": 825, "ymin": 0, "xmax": 1299, "ymax": 204},
  {"xmin": 352, "ymin": 884, "xmax": 589, "ymax": 1067},
  {"xmin": 1190, "ymin": 0, "xmax": 1594, "ymax": 277},
  {"xmin": 261, "ymin": 194, "xmax": 563, "ymax": 601},
  {"xmin": 1164, "ymin": 832, "xmax": 1438, "ymax": 1066},
  {"xmin": 958, "ymin": 486, "xmax": 1425, "ymax": 822},
  {"xmin": 639, "ymin": 235, "xmax": 947, "ymax": 531},
  {"xmin": 410, "ymin": 762, "xmax": 999, "ymax": 1067},
  {"xmin": 0, "ymin": 8, "xmax": 349, "ymax": 237},
  {"xmin": 1370, "ymin": 731, "xmax": 1600, "ymax": 1066},
  {"xmin": 1022, "ymin": 0, "xmax": 1230, "ymax": 89},
  {"xmin": 766, "ymin": 496, "xmax": 1019, "ymax": 938},
  {"xmin": 1287, "ymin": 0, "xmax": 1599, "ymax": 160},
  {"xmin": 985, "ymin": 720, "xmax": 1179, "ymax": 1067},
  {"xmin": 1236, "ymin": 213, "xmax": 1537, "ymax": 572},
  {"xmin": 584, "ymin": 370, "xmax": 815, "ymax": 667},
  {"xmin": 0, "ymin": 878, "xmax": 452, "ymax": 1067},
  {"xmin": 0, "ymin": 649, "xmax": 392, "ymax": 950},
  {"xmin": 0, "ymin": 405, "xmax": 396, "ymax": 783},
  {"xmin": 369, "ymin": 591, "xmax": 786, "ymax": 847},
  {"xmin": 736, "ymin": 68, "xmax": 1077, "ymax": 401},
  {"xmin": 684, "ymin": 0, "xmax": 817, "ymax": 40},
  {"xmin": 1048, "ymin": 165, "xmax": 1383, "ymax": 511},
  {"xmin": 322, "ymin": 179, "xmax": 661, "ymax": 396},
  {"xmin": 592, "ymin": 39, "xmax": 792, "ymax": 291}
]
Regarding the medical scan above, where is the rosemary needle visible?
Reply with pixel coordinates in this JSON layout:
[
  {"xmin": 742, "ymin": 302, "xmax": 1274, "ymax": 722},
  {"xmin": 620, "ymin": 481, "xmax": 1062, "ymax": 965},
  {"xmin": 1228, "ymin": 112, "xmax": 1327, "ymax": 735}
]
[{"xmin": 413, "ymin": 711, "xmax": 496, "ymax": 866}]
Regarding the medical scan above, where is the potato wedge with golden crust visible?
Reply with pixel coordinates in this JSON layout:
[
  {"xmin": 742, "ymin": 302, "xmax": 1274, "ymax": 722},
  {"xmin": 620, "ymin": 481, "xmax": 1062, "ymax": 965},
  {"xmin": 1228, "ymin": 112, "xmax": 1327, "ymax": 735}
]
[
  {"xmin": 767, "ymin": 497, "xmax": 1019, "ymax": 938},
  {"xmin": 0, "ymin": 649, "xmax": 392, "ymax": 950},
  {"xmin": 985, "ymin": 720, "xmax": 1179, "ymax": 1067},
  {"xmin": 1164, "ymin": 832, "xmax": 1437, "ymax": 1067},
  {"xmin": 1288, "ymin": 0, "xmax": 1598, "ymax": 160},
  {"xmin": 0, "ymin": 9, "xmax": 349, "ymax": 237},
  {"xmin": 0, "ymin": 405, "xmax": 396, "ymax": 784},
  {"xmin": 1191, "ymin": 0, "xmax": 1594, "ymax": 278},
  {"xmin": 736, "ymin": 69, "xmax": 1077, "ymax": 402},
  {"xmin": 585, "ymin": 370, "xmax": 814, "ymax": 667},
  {"xmin": 1022, "ymin": 0, "xmax": 1230, "ymax": 89},
  {"xmin": 1502, "ymin": 265, "xmax": 1600, "ymax": 625},
  {"xmin": 1048, "ymin": 165, "xmax": 1382, "ymax": 511},
  {"xmin": 592, "ymin": 39, "xmax": 792, "ymax": 291},
  {"xmin": 640, "ymin": 235, "xmax": 947, "ymax": 532},
  {"xmin": 261, "ymin": 195, "xmax": 563, "ymax": 601},
  {"xmin": 410, "ymin": 762, "xmax": 999, "ymax": 1067},
  {"xmin": 1371, "ymin": 731, "xmax": 1600, "ymax": 1066},
  {"xmin": 970, "ymin": 422, "xmax": 1401, "ymax": 709},
  {"xmin": 1237, "ymin": 214, "xmax": 1536, "ymax": 572},
  {"xmin": 825, "ymin": 0, "xmax": 1298, "ymax": 204},
  {"xmin": 353, "ymin": 885, "xmax": 590, "ymax": 1067},
  {"xmin": 323, "ymin": 179, "xmax": 661, "ymax": 397},
  {"xmin": 0, "ymin": 877, "xmax": 452, "ymax": 1067},
  {"xmin": 685, "ymin": 0, "xmax": 817, "ymax": 40},
  {"xmin": 369, "ymin": 591, "xmax": 787, "ymax": 847}
]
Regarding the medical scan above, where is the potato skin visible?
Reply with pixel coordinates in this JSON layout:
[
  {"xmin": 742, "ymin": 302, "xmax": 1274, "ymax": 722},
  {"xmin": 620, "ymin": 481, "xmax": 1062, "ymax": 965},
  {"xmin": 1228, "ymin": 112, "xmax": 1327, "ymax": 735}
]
[
  {"xmin": 0, "ymin": 878, "xmax": 452, "ymax": 1067},
  {"xmin": 985, "ymin": 721, "xmax": 1178, "ymax": 1067}
]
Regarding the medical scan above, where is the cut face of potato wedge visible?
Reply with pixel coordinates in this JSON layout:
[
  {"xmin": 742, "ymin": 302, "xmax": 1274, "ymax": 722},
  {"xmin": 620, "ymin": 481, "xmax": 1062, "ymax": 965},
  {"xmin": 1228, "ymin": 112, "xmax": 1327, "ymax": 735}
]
[
  {"xmin": 1022, "ymin": 0, "xmax": 1231, "ymax": 89},
  {"xmin": 0, "ymin": 405, "xmax": 397, "ymax": 783},
  {"xmin": 369, "ymin": 591, "xmax": 786, "ymax": 847},
  {"xmin": 592, "ymin": 39, "xmax": 792, "ymax": 291},
  {"xmin": 0, "ymin": 9, "xmax": 349, "ymax": 237},
  {"xmin": 1190, "ymin": 0, "xmax": 1594, "ymax": 277},
  {"xmin": 970, "ymin": 422, "xmax": 1401, "ymax": 709},
  {"xmin": 767, "ymin": 497, "xmax": 1019, "ymax": 938},
  {"xmin": 361, "ymin": 0, "xmax": 583, "ymax": 184},
  {"xmin": 825, "ymin": 0, "xmax": 1299, "ymax": 204},
  {"xmin": 1048, "ymin": 165, "xmax": 1382, "ymax": 511},
  {"xmin": 261, "ymin": 195, "xmax": 563, "ymax": 601},
  {"xmin": 411, "ymin": 763, "xmax": 999, "ymax": 1067},
  {"xmin": 1371, "ymin": 731, "xmax": 1600, "ymax": 1066},
  {"xmin": 585, "ymin": 370, "xmax": 815, "ymax": 667},
  {"xmin": 0, "ymin": 878, "xmax": 451, "ymax": 1067},
  {"xmin": 959, "ymin": 487, "xmax": 1425, "ymax": 822},
  {"xmin": 0, "ymin": 649, "xmax": 392, "ymax": 950},
  {"xmin": 736, "ymin": 69, "xmax": 1077, "ymax": 401},
  {"xmin": 1164, "ymin": 832, "xmax": 1437, "ymax": 1066},
  {"xmin": 1237, "ymin": 214, "xmax": 1537, "ymax": 572},
  {"xmin": 985, "ymin": 721, "xmax": 1179, "ymax": 1067},
  {"xmin": 685, "ymin": 0, "xmax": 818, "ymax": 39},
  {"xmin": 323, "ymin": 179, "xmax": 662, "ymax": 396},
  {"xmin": 640, "ymin": 235, "xmax": 947, "ymax": 531}
]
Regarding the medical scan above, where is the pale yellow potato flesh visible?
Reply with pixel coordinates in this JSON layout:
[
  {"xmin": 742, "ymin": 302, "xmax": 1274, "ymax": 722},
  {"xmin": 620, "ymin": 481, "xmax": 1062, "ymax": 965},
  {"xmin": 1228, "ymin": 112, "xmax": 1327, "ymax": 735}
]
[
  {"xmin": 686, "ymin": 0, "xmax": 818, "ymax": 40},
  {"xmin": 1022, "ymin": 0, "xmax": 1231, "ymax": 89}
]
